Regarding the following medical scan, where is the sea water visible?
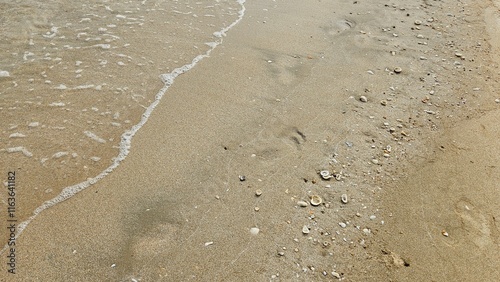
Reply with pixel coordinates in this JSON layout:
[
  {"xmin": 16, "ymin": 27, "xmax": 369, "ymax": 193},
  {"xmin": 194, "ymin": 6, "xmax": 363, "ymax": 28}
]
[{"xmin": 0, "ymin": 0, "xmax": 246, "ymax": 247}]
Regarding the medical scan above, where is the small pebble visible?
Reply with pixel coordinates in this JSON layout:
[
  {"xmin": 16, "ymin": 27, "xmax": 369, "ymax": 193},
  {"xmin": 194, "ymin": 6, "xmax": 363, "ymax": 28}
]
[
  {"xmin": 394, "ymin": 67, "xmax": 402, "ymax": 73},
  {"xmin": 239, "ymin": 175, "xmax": 246, "ymax": 181},
  {"xmin": 380, "ymin": 100, "xmax": 387, "ymax": 106},
  {"xmin": 495, "ymin": 98, "xmax": 500, "ymax": 103},
  {"xmin": 297, "ymin": 200, "xmax": 309, "ymax": 207},
  {"xmin": 302, "ymin": 225, "xmax": 310, "ymax": 234},
  {"xmin": 371, "ymin": 159, "xmax": 379, "ymax": 165},
  {"xmin": 414, "ymin": 20, "xmax": 422, "ymax": 25},
  {"xmin": 359, "ymin": 95, "xmax": 368, "ymax": 102},
  {"xmin": 369, "ymin": 215, "xmax": 376, "ymax": 220},
  {"xmin": 339, "ymin": 222, "xmax": 347, "ymax": 228},
  {"xmin": 332, "ymin": 271, "xmax": 341, "ymax": 279},
  {"xmin": 255, "ymin": 189, "xmax": 262, "ymax": 196},
  {"xmin": 254, "ymin": 207, "xmax": 260, "ymax": 212},
  {"xmin": 250, "ymin": 227, "xmax": 260, "ymax": 235},
  {"xmin": 205, "ymin": 241, "xmax": 214, "ymax": 246}
]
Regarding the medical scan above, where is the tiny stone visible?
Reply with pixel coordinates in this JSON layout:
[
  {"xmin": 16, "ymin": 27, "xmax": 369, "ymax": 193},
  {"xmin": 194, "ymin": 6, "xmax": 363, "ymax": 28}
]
[
  {"xmin": 369, "ymin": 215, "xmax": 376, "ymax": 220},
  {"xmin": 255, "ymin": 189, "xmax": 262, "ymax": 196},
  {"xmin": 205, "ymin": 241, "xmax": 214, "ymax": 246},
  {"xmin": 339, "ymin": 222, "xmax": 347, "ymax": 228},
  {"xmin": 302, "ymin": 225, "xmax": 310, "ymax": 234},
  {"xmin": 371, "ymin": 159, "xmax": 379, "ymax": 165},
  {"xmin": 414, "ymin": 20, "xmax": 422, "ymax": 25},
  {"xmin": 297, "ymin": 200, "xmax": 309, "ymax": 207},
  {"xmin": 359, "ymin": 95, "xmax": 368, "ymax": 102},
  {"xmin": 250, "ymin": 227, "xmax": 260, "ymax": 235},
  {"xmin": 254, "ymin": 207, "xmax": 260, "ymax": 212},
  {"xmin": 332, "ymin": 271, "xmax": 341, "ymax": 279},
  {"xmin": 495, "ymin": 98, "xmax": 500, "ymax": 103},
  {"xmin": 278, "ymin": 251, "xmax": 285, "ymax": 256},
  {"xmin": 416, "ymin": 34, "xmax": 424, "ymax": 39},
  {"xmin": 394, "ymin": 67, "xmax": 402, "ymax": 73},
  {"xmin": 239, "ymin": 175, "xmax": 246, "ymax": 181},
  {"xmin": 380, "ymin": 100, "xmax": 387, "ymax": 106}
]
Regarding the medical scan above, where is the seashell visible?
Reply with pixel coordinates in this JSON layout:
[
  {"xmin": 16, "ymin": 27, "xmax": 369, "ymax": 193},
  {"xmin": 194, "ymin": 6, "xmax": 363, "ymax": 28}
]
[
  {"xmin": 341, "ymin": 194, "xmax": 348, "ymax": 204},
  {"xmin": 310, "ymin": 195, "xmax": 323, "ymax": 206},
  {"xmin": 255, "ymin": 189, "xmax": 262, "ymax": 196},
  {"xmin": 394, "ymin": 67, "xmax": 402, "ymax": 73},
  {"xmin": 414, "ymin": 20, "xmax": 422, "ymax": 25},
  {"xmin": 319, "ymin": 170, "xmax": 333, "ymax": 180},
  {"xmin": 335, "ymin": 173, "xmax": 342, "ymax": 181},
  {"xmin": 239, "ymin": 175, "xmax": 246, "ymax": 181},
  {"xmin": 302, "ymin": 225, "xmax": 310, "ymax": 234},
  {"xmin": 359, "ymin": 95, "xmax": 368, "ymax": 102}
]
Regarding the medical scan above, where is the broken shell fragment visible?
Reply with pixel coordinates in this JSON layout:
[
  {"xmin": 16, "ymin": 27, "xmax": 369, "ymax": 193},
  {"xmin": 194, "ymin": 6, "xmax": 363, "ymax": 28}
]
[
  {"xmin": 341, "ymin": 194, "xmax": 348, "ymax": 204},
  {"xmin": 310, "ymin": 195, "xmax": 323, "ymax": 206},
  {"xmin": 319, "ymin": 170, "xmax": 333, "ymax": 180},
  {"xmin": 394, "ymin": 67, "xmax": 402, "ymax": 73}
]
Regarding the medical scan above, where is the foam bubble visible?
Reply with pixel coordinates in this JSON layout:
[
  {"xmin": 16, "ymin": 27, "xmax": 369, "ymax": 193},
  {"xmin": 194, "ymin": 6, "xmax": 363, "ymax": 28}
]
[
  {"xmin": 6, "ymin": 147, "xmax": 33, "ymax": 157},
  {"xmin": 84, "ymin": 131, "xmax": 106, "ymax": 143},
  {"xmin": 9, "ymin": 132, "xmax": 26, "ymax": 138}
]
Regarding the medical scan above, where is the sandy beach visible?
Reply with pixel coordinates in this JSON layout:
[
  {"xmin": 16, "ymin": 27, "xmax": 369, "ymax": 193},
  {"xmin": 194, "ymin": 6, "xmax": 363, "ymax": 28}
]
[{"xmin": 2, "ymin": 0, "xmax": 500, "ymax": 281}]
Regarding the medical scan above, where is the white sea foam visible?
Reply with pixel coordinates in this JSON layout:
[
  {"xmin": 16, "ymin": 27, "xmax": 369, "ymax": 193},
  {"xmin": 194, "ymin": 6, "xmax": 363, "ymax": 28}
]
[
  {"xmin": 52, "ymin": 151, "xmax": 69, "ymax": 158},
  {"xmin": 6, "ymin": 147, "xmax": 33, "ymax": 157},
  {"xmin": 1, "ymin": 0, "xmax": 247, "ymax": 255},
  {"xmin": 84, "ymin": 131, "xmax": 106, "ymax": 143},
  {"xmin": 9, "ymin": 132, "xmax": 26, "ymax": 138}
]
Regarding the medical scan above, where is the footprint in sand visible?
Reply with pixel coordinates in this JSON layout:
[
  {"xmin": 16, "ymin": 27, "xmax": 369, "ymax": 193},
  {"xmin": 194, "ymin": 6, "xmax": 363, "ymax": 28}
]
[
  {"xmin": 454, "ymin": 198, "xmax": 496, "ymax": 249},
  {"xmin": 322, "ymin": 19, "xmax": 356, "ymax": 36}
]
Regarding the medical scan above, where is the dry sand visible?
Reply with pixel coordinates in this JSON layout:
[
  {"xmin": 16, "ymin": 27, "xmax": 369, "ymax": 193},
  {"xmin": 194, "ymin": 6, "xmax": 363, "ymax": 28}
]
[{"xmin": 2, "ymin": 0, "xmax": 500, "ymax": 281}]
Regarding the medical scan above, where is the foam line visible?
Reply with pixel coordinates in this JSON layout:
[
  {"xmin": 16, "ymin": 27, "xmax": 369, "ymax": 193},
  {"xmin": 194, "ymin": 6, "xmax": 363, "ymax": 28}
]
[{"xmin": 0, "ymin": 0, "xmax": 246, "ymax": 254}]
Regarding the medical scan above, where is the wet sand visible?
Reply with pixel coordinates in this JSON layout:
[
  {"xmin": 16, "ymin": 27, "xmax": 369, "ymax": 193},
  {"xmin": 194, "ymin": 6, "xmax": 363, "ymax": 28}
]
[{"xmin": 2, "ymin": 0, "xmax": 500, "ymax": 281}]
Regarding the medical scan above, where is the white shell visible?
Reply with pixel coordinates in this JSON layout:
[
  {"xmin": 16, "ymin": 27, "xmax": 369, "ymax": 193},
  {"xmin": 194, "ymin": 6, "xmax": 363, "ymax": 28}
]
[
  {"xmin": 310, "ymin": 195, "xmax": 323, "ymax": 206},
  {"xmin": 319, "ymin": 170, "xmax": 333, "ymax": 180},
  {"xmin": 341, "ymin": 194, "xmax": 348, "ymax": 204}
]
